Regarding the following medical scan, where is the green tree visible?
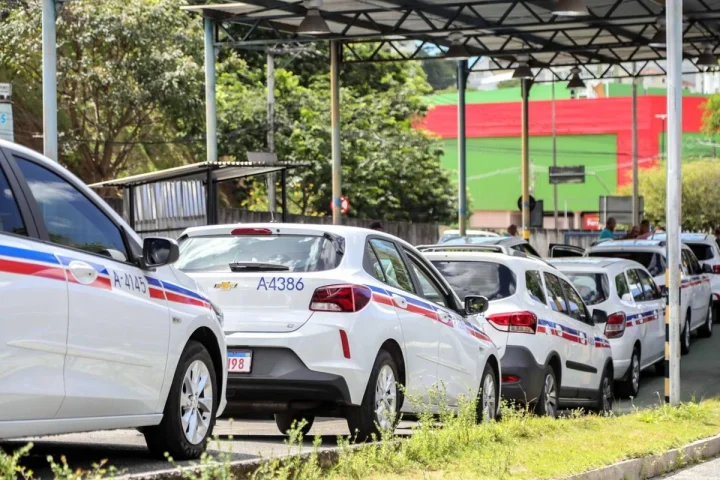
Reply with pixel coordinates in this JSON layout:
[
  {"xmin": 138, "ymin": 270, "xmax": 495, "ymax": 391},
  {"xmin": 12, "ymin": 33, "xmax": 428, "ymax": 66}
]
[
  {"xmin": 0, "ymin": 0, "xmax": 205, "ymax": 182},
  {"xmin": 619, "ymin": 160, "xmax": 720, "ymax": 231}
]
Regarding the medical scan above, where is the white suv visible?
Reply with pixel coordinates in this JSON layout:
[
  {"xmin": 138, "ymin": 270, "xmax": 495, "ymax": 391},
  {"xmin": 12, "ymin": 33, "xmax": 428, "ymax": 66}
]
[
  {"xmin": 550, "ymin": 258, "xmax": 666, "ymax": 398},
  {"xmin": 0, "ymin": 141, "xmax": 226, "ymax": 460},
  {"xmin": 176, "ymin": 224, "xmax": 501, "ymax": 440},
  {"xmin": 676, "ymin": 234, "xmax": 720, "ymax": 319},
  {"xmin": 587, "ymin": 239, "xmax": 713, "ymax": 354},
  {"xmin": 420, "ymin": 247, "xmax": 614, "ymax": 417}
]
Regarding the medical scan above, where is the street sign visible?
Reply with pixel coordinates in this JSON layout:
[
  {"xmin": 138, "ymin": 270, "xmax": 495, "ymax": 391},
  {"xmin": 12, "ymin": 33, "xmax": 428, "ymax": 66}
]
[
  {"xmin": 530, "ymin": 200, "xmax": 543, "ymax": 228},
  {"xmin": 599, "ymin": 196, "xmax": 644, "ymax": 225},
  {"xmin": 330, "ymin": 196, "xmax": 350, "ymax": 215},
  {"xmin": 549, "ymin": 165, "xmax": 585, "ymax": 184},
  {"xmin": 517, "ymin": 195, "xmax": 536, "ymax": 212},
  {"xmin": 0, "ymin": 83, "xmax": 11, "ymax": 101}
]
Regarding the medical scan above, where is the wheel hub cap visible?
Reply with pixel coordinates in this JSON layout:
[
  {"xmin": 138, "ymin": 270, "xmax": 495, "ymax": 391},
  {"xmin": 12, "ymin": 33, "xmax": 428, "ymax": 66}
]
[
  {"xmin": 181, "ymin": 360, "xmax": 214, "ymax": 445},
  {"xmin": 632, "ymin": 355, "xmax": 640, "ymax": 391},
  {"xmin": 374, "ymin": 365, "xmax": 397, "ymax": 432},
  {"xmin": 482, "ymin": 373, "xmax": 496, "ymax": 421},
  {"xmin": 544, "ymin": 374, "xmax": 557, "ymax": 416}
]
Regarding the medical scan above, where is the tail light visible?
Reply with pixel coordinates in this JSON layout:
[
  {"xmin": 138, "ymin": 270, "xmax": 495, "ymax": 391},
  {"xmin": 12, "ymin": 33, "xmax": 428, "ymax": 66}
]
[
  {"xmin": 502, "ymin": 375, "xmax": 520, "ymax": 384},
  {"xmin": 604, "ymin": 312, "xmax": 626, "ymax": 339},
  {"xmin": 310, "ymin": 285, "xmax": 372, "ymax": 313},
  {"xmin": 713, "ymin": 265, "xmax": 720, "ymax": 274},
  {"xmin": 486, "ymin": 311, "xmax": 537, "ymax": 334},
  {"xmin": 231, "ymin": 227, "xmax": 272, "ymax": 235}
]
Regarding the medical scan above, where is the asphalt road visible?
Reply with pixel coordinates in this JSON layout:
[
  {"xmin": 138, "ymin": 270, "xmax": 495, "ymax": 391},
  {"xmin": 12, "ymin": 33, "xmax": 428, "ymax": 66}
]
[
  {"xmin": 5, "ymin": 328, "xmax": 720, "ymax": 478},
  {"xmin": 662, "ymin": 456, "xmax": 720, "ymax": 479}
]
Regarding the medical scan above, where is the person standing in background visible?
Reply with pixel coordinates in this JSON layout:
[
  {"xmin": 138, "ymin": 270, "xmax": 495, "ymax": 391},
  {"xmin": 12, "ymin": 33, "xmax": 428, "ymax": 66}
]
[
  {"xmin": 599, "ymin": 217, "xmax": 616, "ymax": 241},
  {"xmin": 369, "ymin": 221, "xmax": 383, "ymax": 232},
  {"xmin": 505, "ymin": 224, "xmax": 518, "ymax": 237}
]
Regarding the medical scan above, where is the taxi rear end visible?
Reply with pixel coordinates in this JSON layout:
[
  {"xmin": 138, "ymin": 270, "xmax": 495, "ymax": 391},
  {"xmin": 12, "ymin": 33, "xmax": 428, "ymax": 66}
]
[{"xmin": 175, "ymin": 224, "xmax": 386, "ymax": 420}]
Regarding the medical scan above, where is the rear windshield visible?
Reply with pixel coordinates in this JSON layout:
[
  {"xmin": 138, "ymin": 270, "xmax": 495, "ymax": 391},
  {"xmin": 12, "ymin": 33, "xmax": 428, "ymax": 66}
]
[
  {"xmin": 176, "ymin": 234, "xmax": 342, "ymax": 272},
  {"xmin": 588, "ymin": 251, "xmax": 665, "ymax": 277},
  {"xmin": 564, "ymin": 272, "xmax": 609, "ymax": 305},
  {"xmin": 687, "ymin": 243, "xmax": 714, "ymax": 261},
  {"xmin": 431, "ymin": 260, "xmax": 516, "ymax": 301}
]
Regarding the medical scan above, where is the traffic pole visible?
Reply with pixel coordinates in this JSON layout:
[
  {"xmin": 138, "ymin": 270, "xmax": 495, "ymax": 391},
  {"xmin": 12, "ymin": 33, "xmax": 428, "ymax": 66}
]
[
  {"xmin": 457, "ymin": 59, "xmax": 468, "ymax": 237},
  {"xmin": 42, "ymin": 0, "xmax": 57, "ymax": 161},
  {"xmin": 521, "ymin": 78, "xmax": 531, "ymax": 241},
  {"xmin": 330, "ymin": 40, "xmax": 342, "ymax": 225}
]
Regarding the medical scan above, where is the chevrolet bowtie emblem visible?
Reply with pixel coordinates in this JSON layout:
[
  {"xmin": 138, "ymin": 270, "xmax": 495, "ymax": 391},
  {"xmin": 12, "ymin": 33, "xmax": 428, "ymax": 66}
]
[{"xmin": 214, "ymin": 282, "xmax": 238, "ymax": 291}]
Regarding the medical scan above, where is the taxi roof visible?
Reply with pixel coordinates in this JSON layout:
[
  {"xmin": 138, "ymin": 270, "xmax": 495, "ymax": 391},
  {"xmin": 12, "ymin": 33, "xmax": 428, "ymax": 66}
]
[
  {"xmin": 591, "ymin": 239, "xmax": 666, "ymax": 249},
  {"xmin": 548, "ymin": 257, "xmax": 630, "ymax": 269}
]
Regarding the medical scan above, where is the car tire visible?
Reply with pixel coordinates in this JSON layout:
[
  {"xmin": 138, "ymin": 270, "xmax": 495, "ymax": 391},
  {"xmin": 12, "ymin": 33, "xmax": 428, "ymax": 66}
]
[
  {"xmin": 534, "ymin": 366, "xmax": 559, "ymax": 419},
  {"xmin": 346, "ymin": 350, "xmax": 400, "ymax": 441},
  {"xmin": 681, "ymin": 315, "xmax": 691, "ymax": 355},
  {"xmin": 699, "ymin": 302, "xmax": 713, "ymax": 338},
  {"xmin": 476, "ymin": 362, "xmax": 499, "ymax": 423},
  {"xmin": 143, "ymin": 340, "xmax": 218, "ymax": 460},
  {"xmin": 617, "ymin": 348, "xmax": 641, "ymax": 398},
  {"xmin": 595, "ymin": 364, "xmax": 614, "ymax": 414},
  {"xmin": 275, "ymin": 413, "xmax": 315, "ymax": 436},
  {"xmin": 713, "ymin": 303, "xmax": 720, "ymax": 325}
]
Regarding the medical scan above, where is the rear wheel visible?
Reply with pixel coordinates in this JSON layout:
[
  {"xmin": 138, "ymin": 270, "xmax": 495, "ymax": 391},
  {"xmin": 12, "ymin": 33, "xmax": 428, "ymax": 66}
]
[
  {"xmin": 275, "ymin": 413, "xmax": 315, "ymax": 436},
  {"xmin": 595, "ymin": 365, "xmax": 614, "ymax": 414},
  {"xmin": 346, "ymin": 350, "xmax": 399, "ymax": 441},
  {"xmin": 617, "ymin": 348, "xmax": 640, "ymax": 398},
  {"xmin": 699, "ymin": 302, "xmax": 713, "ymax": 338},
  {"xmin": 476, "ymin": 362, "xmax": 498, "ymax": 423},
  {"xmin": 681, "ymin": 315, "xmax": 691, "ymax": 355},
  {"xmin": 144, "ymin": 341, "xmax": 217, "ymax": 460},
  {"xmin": 534, "ymin": 366, "xmax": 559, "ymax": 418}
]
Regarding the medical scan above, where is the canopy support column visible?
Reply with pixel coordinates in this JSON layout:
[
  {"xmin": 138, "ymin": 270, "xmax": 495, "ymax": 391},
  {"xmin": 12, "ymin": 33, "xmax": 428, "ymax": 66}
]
[
  {"xmin": 457, "ymin": 59, "xmax": 468, "ymax": 237},
  {"xmin": 521, "ymin": 78, "xmax": 531, "ymax": 241},
  {"xmin": 331, "ymin": 40, "xmax": 342, "ymax": 225},
  {"xmin": 42, "ymin": 0, "xmax": 57, "ymax": 161}
]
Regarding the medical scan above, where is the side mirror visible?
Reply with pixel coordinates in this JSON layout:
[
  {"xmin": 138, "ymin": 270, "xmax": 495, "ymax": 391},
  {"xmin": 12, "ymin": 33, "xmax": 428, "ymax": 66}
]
[
  {"xmin": 659, "ymin": 285, "xmax": 669, "ymax": 298},
  {"xmin": 703, "ymin": 263, "xmax": 713, "ymax": 274},
  {"xmin": 464, "ymin": 295, "xmax": 489, "ymax": 316},
  {"xmin": 592, "ymin": 309, "xmax": 608, "ymax": 325},
  {"xmin": 142, "ymin": 237, "xmax": 180, "ymax": 269}
]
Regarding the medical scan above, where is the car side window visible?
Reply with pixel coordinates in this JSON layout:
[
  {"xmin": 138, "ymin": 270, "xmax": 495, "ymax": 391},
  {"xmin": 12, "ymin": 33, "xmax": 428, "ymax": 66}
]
[
  {"xmin": 626, "ymin": 268, "xmax": 645, "ymax": 302},
  {"xmin": 615, "ymin": 273, "xmax": 631, "ymax": 301},
  {"xmin": 525, "ymin": 270, "xmax": 547, "ymax": 305},
  {"xmin": 680, "ymin": 250, "xmax": 691, "ymax": 276},
  {"xmin": 368, "ymin": 239, "xmax": 414, "ymax": 293},
  {"xmin": 543, "ymin": 272, "xmax": 567, "ymax": 313},
  {"xmin": 363, "ymin": 241, "xmax": 386, "ymax": 282},
  {"xmin": 686, "ymin": 250, "xmax": 702, "ymax": 275},
  {"xmin": 406, "ymin": 254, "xmax": 448, "ymax": 308},
  {"xmin": 0, "ymin": 165, "xmax": 27, "ymax": 236},
  {"xmin": 559, "ymin": 277, "xmax": 590, "ymax": 324},
  {"xmin": 636, "ymin": 269, "xmax": 661, "ymax": 301},
  {"xmin": 14, "ymin": 157, "xmax": 129, "ymax": 261}
]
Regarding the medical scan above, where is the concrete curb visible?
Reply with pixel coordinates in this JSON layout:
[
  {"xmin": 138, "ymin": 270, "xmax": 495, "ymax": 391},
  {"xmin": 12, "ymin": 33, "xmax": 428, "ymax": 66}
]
[{"xmin": 564, "ymin": 433, "xmax": 720, "ymax": 480}]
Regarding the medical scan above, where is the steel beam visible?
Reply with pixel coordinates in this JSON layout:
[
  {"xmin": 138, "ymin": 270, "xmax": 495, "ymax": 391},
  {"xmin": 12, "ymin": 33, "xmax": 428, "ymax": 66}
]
[{"xmin": 632, "ymin": 68, "xmax": 639, "ymax": 226}]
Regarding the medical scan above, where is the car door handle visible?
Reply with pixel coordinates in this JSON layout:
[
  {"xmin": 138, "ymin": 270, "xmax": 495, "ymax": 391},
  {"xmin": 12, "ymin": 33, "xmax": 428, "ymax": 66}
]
[
  {"xmin": 68, "ymin": 260, "xmax": 98, "ymax": 285},
  {"xmin": 391, "ymin": 294, "xmax": 408, "ymax": 309}
]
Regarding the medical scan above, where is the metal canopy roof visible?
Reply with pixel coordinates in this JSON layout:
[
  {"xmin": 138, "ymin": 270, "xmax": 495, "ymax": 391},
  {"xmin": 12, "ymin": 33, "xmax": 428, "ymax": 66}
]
[
  {"xmin": 88, "ymin": 161, "xmax": 309, "ymax": 189},
  {"xmin": 185, "ymin": 0, "xmax": 720, "ymax": 81}
]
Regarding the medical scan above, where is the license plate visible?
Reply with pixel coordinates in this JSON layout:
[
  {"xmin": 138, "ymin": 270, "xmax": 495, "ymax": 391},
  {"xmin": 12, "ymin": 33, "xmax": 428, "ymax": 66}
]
[{"xmin": 228, "ymin": 350, "xmax": 252, "ymax": 373}]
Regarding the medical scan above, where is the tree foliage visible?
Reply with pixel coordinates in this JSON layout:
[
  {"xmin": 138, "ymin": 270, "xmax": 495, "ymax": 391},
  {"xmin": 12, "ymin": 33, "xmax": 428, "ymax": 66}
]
[
  {"xmin": 0, "ymin": 1, "xmax": 456, "ymax": 223},
  {"xmin": 619, "ymin": 160, "xmax": 720, "ymax": 231},
  {"xmin": 702, "ymin": 93, "xmax": 720, "ymax": 139}
]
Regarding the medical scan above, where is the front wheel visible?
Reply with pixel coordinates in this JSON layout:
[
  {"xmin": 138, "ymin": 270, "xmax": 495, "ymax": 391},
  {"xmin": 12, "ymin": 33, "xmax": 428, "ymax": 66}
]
[
  {"xmin": 595, "ymin": 365, "xmax": 614, "ymax": 414},
  {"xmin": 144, "ymin": 340, "xmax": 218, "ymax": 460},
  {"xmin": 617, "ymin": 348, "xmax": 640, "ymax": 398},
  {"xmin": 534, "ymin": 366, "xmax": 559, "ymax": 418},
  {"xmin": 699, "ymin": 302, "xmax": 713, "ymax": 338},
  {"xmin": 681, "ymin": 316, "xmax": 691, "ymax": 355},
  {"xmin": 346, "ymin": 350, "xmax": 400, "ymax": 441},
  {"xmin": 476, "ymin": 362, "xmax": 499, "ymax": 423}
]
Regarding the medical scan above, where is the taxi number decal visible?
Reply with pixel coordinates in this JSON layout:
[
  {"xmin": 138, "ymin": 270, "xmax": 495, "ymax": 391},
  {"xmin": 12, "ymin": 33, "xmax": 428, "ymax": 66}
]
[
  {"xmin": 257, "ymin": 277, "xmax": 304, "ymax": 291},
  {"xmin": 114, "ymin": 272, "xmax": 147, "ymax": 294}
]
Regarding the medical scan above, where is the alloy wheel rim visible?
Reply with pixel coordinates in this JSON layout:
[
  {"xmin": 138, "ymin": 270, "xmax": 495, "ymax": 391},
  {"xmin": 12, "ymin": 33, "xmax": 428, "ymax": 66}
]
[
  {"xmin": 544, "ymin": 373, "xmax": 557, "ymax": 416},
  {"xmin": 180, "ymin": 360, "xmax": 214, "ymax": 445},
  {"xmin": 374, "ymin": 365, "xmax": 397, "ymax": 431},
  {"xmin": 631, "ymin": 354, "xmax": 640, "ymax": 393},
  {"xmin": 709, "ymin": 307, "xmax": 713, "ymax": 331},
  {"xmin": 602, "ymin": 376, "xmax": 612, "ymax": 411},
  {"xmin": 481, "ymin": 373, "xmax": 496, "ymax": 422},
  {"xmin": 685, "ymin": 320, "xmax": 691, "ymax": 347}
]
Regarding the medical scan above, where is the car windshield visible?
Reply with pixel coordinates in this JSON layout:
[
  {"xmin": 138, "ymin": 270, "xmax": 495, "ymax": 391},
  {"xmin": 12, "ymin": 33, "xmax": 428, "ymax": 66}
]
[
  {"xmin": 687, "ymin": 243, "xmax": 714, "ymax": 261},
  {"xmin": 564, "ymin": 272, "xmax": 609, "ymax": 305},
  {"xmin": 588, "ymin": 251, "xmax": 665, "ymax": 277},
  {"xmin": 431, "ymin": 260, "xmax": 516, "ymax": 301},
  {"xmin": 176, "ymin": 234, "xmax": 342, "ymax": 272}
]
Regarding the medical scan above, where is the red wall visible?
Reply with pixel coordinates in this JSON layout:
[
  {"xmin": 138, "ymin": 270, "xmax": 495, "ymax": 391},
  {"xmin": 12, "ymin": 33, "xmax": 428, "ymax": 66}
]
[{"xmin": 418, "ymin": 96, "xmax": 708, "ymax": 187}]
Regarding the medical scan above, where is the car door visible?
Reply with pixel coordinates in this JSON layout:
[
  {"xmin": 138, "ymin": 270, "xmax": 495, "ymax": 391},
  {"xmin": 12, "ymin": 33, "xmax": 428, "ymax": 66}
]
[
  {"xmin": 368, "ymin": 238, "xmax": 439, "ymax": 404},
  {"xmin": 686, "ymin": 249, "xmax": 711, "ymax": 326},
  {"xmin": 625, "ymin": 268, "xmax": 650, "ymax": 347},
  {"xmin": 558, "ymin": 276, "xmax": 600, "ymax": 394},
  {"xmin": 0, "ymin": 154, "xmax": 69, "ymax": 421},
  {"xmin": 681, "ymin": 249, "xmax": 701, "ymax": 326},
  {"xmin": 11, "ymin": 155, "xmax": 171, "ymax": 418},
  {"xmin": 634, "ymin": 268, "xmax": 665, "ymax": 364},
  {"xmin": 548, "ymin": 244, "xmax": 585, "ymax": 258},
  {"xmin": 541, "ymin": 272, "xmax": 578, "ymax": 390},
  {"xmin": 404, "ymin": 250, "xmax": 477, "ymax": 406}
]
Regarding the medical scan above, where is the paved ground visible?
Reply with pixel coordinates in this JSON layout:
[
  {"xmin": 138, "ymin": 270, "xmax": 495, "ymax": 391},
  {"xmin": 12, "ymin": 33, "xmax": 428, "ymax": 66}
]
[
  {"xmin": 5, "ymin": 329, "xmax": 720, "ymax": 478},
  {"xmin": 663, "ymin": 456, "xmax": 720, "ymax": 478}
]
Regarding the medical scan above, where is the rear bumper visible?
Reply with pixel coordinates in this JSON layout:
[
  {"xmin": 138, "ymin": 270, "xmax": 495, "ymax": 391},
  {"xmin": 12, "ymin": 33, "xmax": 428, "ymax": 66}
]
[
  {"xmin": 224, "ymin": 347, "xmax": 352, "ymax": 415},
  {"xmin": 499, "ymin": 346, "xmax": 545, "ymax": 405}
]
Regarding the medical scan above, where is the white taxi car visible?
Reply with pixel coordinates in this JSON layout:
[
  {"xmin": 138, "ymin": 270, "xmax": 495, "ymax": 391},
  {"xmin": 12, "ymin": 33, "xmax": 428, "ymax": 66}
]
[
  {"xmin": 550, "ymin": 258, "xmax": 666, "ymax": 398},
  {"xmin": 0, "ymin": 141, "xmax": 226, "ymax": 460},
  {"xmin": 587, "ymin": 239, "xmax": 713, "ymax": 354},
  {"xmin": 419, "ymin": 247, "xmax": 614, "ymax": 417},
  {"xmin": 175, "ymin": 224, "xmax": 501, "ymax": 439},
  {"xmin": 438, "ymin": 229, "xmax": 500, "ymax": 244},
  {"xmin": 677, "ymin": 233, "xmax": 720, "ymax": 319}
]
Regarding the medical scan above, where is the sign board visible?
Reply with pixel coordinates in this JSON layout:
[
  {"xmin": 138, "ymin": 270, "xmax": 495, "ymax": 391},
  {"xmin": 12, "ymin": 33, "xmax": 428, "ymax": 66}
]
[
  {"xmin": 0, "ymin": 103, "xmax": 14, "ymax": 142},
  {"xmin": 330, "ymin": 196, "xmax": 350, "ymax": 215},
  {"xmin": 247, "ymin": 152, "xmax": 278, "ymax": 164},
  {"xmin": 530, "ymin": 200, "xmax": 543, "ymax": 228},
  {"xmin": 517, "ymin": 195, "xmax": 536, "ymax": 212},
  {"xmin": 599, "ymin": 196, "xmax": 644, "ymax": 225},
  {"xmin": 0, "ymin": 83, "xmax": 11, "ymax": 101},
  {"xmin": 549, "ymin": 165, "xmax": 585, "ymax": 184},
  {"xmin": 583, "ymin": 213, "xmax": 601, "ymax": 231}
]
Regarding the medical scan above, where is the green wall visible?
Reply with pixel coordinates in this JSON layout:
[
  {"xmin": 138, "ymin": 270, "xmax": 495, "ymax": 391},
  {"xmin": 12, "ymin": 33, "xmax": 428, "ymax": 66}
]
[{"xmin": 442, "ymin": 135, "xmax": 618, "ymax": 212}]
